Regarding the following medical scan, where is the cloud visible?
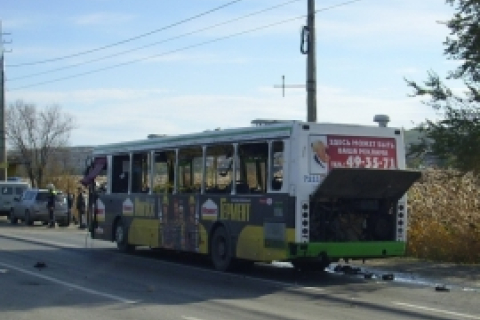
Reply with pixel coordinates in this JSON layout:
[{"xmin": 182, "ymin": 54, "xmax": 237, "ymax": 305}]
[
  {"xmin": 2, "ymin": 18, "xmax": 33, "ymax": 29},
  {"xmin": 8, "ymin": 88, "xmax": 168, "ymax": 105},
  {"xmin": 6, "ymin": 85, "xmax": 438, "ymax": 146},
  {"xmin": 317, "ymin": 5, "xmax": 451, "ymax": 46}
]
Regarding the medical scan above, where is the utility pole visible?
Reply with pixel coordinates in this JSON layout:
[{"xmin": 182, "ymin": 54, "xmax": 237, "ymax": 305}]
[
  {"xmin": 301, "ymin": 0, "xmax": 317, "ymax": 122},
  {"xmin": 0, "ymin": 21, "xmax": 7, "ymax": 181}
]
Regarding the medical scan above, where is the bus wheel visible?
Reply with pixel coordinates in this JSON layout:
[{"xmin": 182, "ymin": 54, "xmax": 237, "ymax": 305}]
[
  {"xmin": 115, "ymin": 220, "xmax": 135, "ymax": 253},
  {"xmin": 211, "ymin": 227, "xmax": 232, "ymax": 271}
]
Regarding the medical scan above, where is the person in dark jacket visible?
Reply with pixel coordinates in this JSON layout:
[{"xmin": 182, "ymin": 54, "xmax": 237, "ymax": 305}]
[
  {"xmin": 46, "ymin": 184, "xmax": 57, "ymax": 228},
  {"xmin": 76, "ymin": 187, "xmax": 87, "ymax": 229},
  {"xmin": 67, "ymin": 192, "xmax": 75, "ymax": 224}
]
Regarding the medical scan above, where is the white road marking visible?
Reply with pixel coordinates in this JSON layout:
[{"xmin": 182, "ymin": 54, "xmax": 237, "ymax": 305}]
[
  {"xmin": 0, "ymin": 232, "xmax": 82, "ymax": 248},
  {"xmin": 182, "ymin": 317, "xmax": 204, "ymax": 320},
  {"xmin": 302, "ymin": 286, "xmax": 325, "ymax": 292},
  {"xmin": 392, "ymin": 301, "xmax": 480, "ymax": 320},
  {"xmin": 0, "ymin": 261, "xmax": 137, "ymax": 304}
]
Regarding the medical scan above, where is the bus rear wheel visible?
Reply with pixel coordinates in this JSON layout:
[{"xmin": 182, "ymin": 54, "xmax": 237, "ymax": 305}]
[
  {"xmin": 115, "ymin": 220, "xmax": 135, "ymax": 253},
  {"xmin": 211, "ymin": 226, "xmax": 232, "ymax": 272}
]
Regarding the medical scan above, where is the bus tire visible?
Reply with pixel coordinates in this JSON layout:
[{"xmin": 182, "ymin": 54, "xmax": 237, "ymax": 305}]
[
  {"xmin": 115, "ymin": 220, "xmax": 135, "ymax": 253},
  {"xmin": 211, "ymin": 226, "xmax": 232, "ymax": 272}
]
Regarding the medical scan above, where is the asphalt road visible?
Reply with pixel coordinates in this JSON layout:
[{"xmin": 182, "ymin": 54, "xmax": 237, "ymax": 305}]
[{"xmin": 0, "ymin": 218, "xmax": 479, "ymax": 320}]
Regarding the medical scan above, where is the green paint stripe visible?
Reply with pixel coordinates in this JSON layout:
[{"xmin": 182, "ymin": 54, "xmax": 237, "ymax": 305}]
[{"xmin": 289, "ymin": 241, "xmax": 405, "ymax": 259}]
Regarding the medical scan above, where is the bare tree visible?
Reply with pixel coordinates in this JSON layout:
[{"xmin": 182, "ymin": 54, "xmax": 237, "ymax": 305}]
[{"xmin": 6, "ymin": 100, "xmax": 77, "ymax": 187}]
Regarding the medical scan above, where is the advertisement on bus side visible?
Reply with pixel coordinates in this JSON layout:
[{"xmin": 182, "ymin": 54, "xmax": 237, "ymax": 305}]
[{"xmin": 309, "ymin": 135, "xmax": 398, "ymax": 174}]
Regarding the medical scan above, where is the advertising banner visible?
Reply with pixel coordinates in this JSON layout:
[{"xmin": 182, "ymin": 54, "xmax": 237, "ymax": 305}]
[{"xmin": 309, "ymin": 135, "xmax": 397, "ymax": 174}]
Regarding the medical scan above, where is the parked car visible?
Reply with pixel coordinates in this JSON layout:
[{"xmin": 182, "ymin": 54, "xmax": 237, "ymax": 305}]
[
  {"xmin": 0, "ymin": 181, "xmax": 30, "ymax": 216},
  {"xmin": 9, "ymin": 189, "xmax": 70, "ymax": 227}
]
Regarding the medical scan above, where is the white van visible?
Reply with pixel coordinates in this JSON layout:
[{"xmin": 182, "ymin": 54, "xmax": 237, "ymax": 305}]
[{"xmin": 0, "ymin": 181, "xmax": 30, "ymax": 216}]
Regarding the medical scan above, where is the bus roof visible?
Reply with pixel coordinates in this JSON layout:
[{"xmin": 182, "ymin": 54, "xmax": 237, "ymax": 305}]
[
  {"xmin": 92, "ymin": 120, "xmax": 402, "ymax": 156},
  {"xmin": 92, "ymin": 122, "xmax": 295, "ymax": 156}
]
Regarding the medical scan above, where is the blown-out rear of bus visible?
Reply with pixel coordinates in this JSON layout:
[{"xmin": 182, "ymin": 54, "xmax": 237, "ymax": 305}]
[
  {"xmin": 82, "ymin": 120, "xmax": 419, "ymax": 271},
  {"xmin": 285, "ymin": 122, "xmax": 420, "ymax": 269}
]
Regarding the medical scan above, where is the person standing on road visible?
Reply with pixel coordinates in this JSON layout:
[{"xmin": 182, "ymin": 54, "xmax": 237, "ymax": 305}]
[
  {"xmin": 76, "ymin": 187, "xmax": 87, "ymax": 229},
  {"xmin": 46, "ymin": 184, "xmax": 57, "ymax": 228},
  {"xmin": 67, "ymin": 192, "xmax": 75, "ymax": 224}
]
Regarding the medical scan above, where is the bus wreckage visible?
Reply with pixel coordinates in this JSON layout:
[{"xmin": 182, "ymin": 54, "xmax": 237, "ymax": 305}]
[{"xmin": 81, "ymin": 119, "xmax": 420, "ymax": 271}]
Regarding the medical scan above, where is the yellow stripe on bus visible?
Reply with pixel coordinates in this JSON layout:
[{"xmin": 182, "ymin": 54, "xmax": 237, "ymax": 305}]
[
  {"xmin": 128, "ymin": 218, "xmax": 160, "ymax": 247},
  {"xmin": 236, "ymin": 226, "xmax": 295, "ymax": 262}
]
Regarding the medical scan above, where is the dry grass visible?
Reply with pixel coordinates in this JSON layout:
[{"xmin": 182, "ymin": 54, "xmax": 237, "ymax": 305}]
[
  {"xmin": 47, "ymin": 175, "xmax": 83, "ymax": 194},
  {"xmin": 407, "ymin": 169, "xmax": 480, "ymax": 263}
]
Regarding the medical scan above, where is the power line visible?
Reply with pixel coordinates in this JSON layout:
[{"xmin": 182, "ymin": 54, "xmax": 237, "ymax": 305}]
[
  {"xmin": 8, "ymin": 0, "xmax": 303, "ymax": 82},
  {"xmin": 6, "ymin": 0, "xmax": 244, "ymax": 68},
  {"xmin": 8, "ymin": 0, "xmax": 364, "ymax": 91}
]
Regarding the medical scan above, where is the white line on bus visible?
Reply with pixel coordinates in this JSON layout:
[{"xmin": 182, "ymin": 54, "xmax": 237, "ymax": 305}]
[
  {"xmin": 0, "ymin": 261, "xmax": 137, "ymax": 304},
  {"xmin": 392, "ymin": 301, "xmax": 480, "ymax": 320}
]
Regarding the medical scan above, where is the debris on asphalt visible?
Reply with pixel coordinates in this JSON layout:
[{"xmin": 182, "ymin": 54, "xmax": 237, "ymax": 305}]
[
  {"xmin": 333, "ymin": 264, "xmax": 343, "ymax": 272},
  {"xmin": 382, "ymin": 273, "xmax": 395, "ymax": 281},
  {"xmin": 34, "ymin": 261, "xmax": 47, "ymax": 270},
  {"xmin": 333, "ymin": 264, "xmax": 362, "ymax": 274},
  {"xmin": 435, "ymin": 284, "xmax": 450, "ymax": 292}
]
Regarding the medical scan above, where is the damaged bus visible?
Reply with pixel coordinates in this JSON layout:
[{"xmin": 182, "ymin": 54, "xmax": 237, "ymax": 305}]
[{"xmin": 81, "ymin": 120, "xmax": 420, "ymax": 271}]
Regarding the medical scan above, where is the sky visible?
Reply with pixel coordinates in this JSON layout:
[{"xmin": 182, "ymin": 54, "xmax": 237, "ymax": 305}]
[{"xmin": 1, "ymin": 0, "xmax": 458, "ymax": 146}]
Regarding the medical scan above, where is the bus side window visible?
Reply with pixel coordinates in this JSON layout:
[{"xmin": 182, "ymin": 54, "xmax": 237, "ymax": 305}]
[
  {"xmin": 112, "ymin": 154, "xmax": 130, "ymax": 193},
  {"xmin": 271, "ymin": 140, "xmax": 284, "ymax": 191},
  {"xmin": 238, "ymin": 142, "xmax": 268, "ymax": 194},
  {"xmin": 153, "ymin": 151, "xmax": 175, "ymax": 194},
  {"xmin": 132, "ymin": 152, "xmax": 150, "ymax": 193},
  {"xmin": 205, "ymin": 144, "xmax": 234, "ymax": 194},
  {"xmin": 178, "ymin": 146, "xmax": 202, "ymax": 193}
]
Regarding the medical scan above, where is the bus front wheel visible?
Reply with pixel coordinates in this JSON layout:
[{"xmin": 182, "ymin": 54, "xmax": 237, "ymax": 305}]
[{"xmin": 211, "ymin": 226, "xmax": 232, "ymax": 272}]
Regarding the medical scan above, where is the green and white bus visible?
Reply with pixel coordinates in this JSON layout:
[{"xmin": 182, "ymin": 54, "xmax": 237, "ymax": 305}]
[{"xmin": 81, "ymin": 120, "xmax": 420, "ymax": 271}]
